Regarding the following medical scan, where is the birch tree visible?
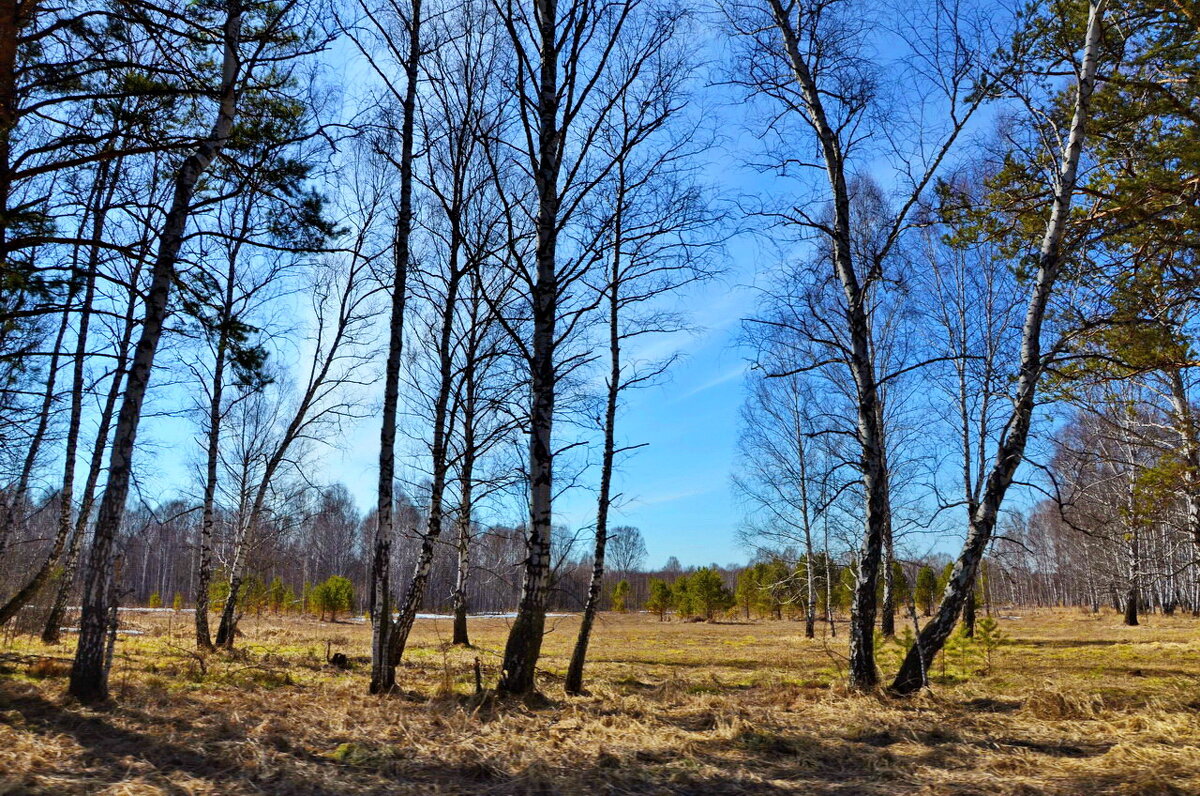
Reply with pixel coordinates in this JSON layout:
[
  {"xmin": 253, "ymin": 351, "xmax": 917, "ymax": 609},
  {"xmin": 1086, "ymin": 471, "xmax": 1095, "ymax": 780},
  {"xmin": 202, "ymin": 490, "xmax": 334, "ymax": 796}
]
[
  {"xmin": 491, "ymin": 0, "xmax": 693, "ymax": 695},
  {"xmin": 68, "ymin": 0, "xmax": 326, "ymax": 701},
  {"xmin": 727, "ymin": 0, "xmax": 994, "ymax": 688},
  {"xmin": 891, "ymin": 0, "xmax": 1110, "ymax": 694}
]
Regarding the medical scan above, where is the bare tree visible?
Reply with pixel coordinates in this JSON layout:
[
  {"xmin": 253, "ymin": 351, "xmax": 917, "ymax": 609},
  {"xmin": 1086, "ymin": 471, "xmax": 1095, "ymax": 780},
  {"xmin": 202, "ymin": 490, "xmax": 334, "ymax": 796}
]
[
  {"xmin": 735, "ymin": 371, "xmax": 827, "ymax": 637},
  {"xmin": 212, "ymin": 212, "xmax": 376, "ymax": 648},
  {"xmin": 490, "ymin": 0, "xmax": 694, "ymax": 697},
  {"xmin": 563, "ymin": 36, "xmax": 716, "ymax": 691},
  {"xmin": 69, "ymin": 0, "xmax": 251, "ymax": 701},
  {"xmin": 340, "ymin": 0, "xmax": 424, "ymax": 696},
  {"xmin": 727, "ymin": 0, "xmax": 993, "ymax": 688},
  {"xmin": 891, "ymin": 0, "xmax": 1110, "ymax": 694}
]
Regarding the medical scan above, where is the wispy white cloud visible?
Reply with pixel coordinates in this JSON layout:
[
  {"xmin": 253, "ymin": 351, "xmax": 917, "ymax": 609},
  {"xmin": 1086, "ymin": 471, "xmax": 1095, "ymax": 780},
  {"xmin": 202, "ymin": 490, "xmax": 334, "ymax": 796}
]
[
  {"xmin": 629, "ymin": 486, "xmax": 713, "ymax": 508},
  {"xmin": 678, "ymin": 363, "xmax": 748, "ymax": 400}
]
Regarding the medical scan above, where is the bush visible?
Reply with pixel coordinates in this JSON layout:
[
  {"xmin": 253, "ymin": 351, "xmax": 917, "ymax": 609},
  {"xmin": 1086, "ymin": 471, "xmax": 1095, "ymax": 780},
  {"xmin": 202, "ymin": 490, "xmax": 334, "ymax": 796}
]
[
  {"xmin": 268, "ymin": 576, "xmax": 287, "ymax": 614},
  {"xmin": 611, "ymin": 579, "xmax": 630, "ymax": 612},
  {"xmin": 242, "ymin": 575, "xmax": 268, "ymax": 616},
  {"xmin": 311, "ymin": 576, "xmax": 354, "ymax": 621},
  {"xmin": 690, "ymin": 568, "xmax": 734, "ymax": 621},
  {"xmin": 672, "ymin": 575, "xmax": 695, "ymax": 619},
  {"xmin": 914, "ymin": 566, "xmax": 937, "ymax": 616},
  {"xmin": 172, "ymin": 592, "xmax": 183, "ymax": 611},
  {"xmin": 148, "ymin": 592, "xmax": 162, "ymax": 609},
  {"xmin": 646, "ymin": 578, "xmax": 672, "ymax": 620}
]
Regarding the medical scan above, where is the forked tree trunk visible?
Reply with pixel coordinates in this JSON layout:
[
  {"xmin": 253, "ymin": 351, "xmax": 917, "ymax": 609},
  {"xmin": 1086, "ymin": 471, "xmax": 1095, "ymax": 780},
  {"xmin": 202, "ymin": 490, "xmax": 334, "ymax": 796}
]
[
  {"xmin": 890, "ymin": 0, "xmax": 1107, "ymax": 695},
  {"xmin": 68, "ymin": 1, "xmax": 243, "ymax": 702},
  {"xmin": 215, "ymin": 570, "xmax": 244, "ymax": 648}
]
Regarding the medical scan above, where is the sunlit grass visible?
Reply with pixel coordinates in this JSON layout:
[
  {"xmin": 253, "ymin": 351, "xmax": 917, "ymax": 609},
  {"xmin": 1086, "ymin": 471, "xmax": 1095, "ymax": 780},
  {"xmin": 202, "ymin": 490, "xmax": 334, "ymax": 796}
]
[{"xmin": 2, "ymin": 608, "xmax": 1199, "ymax": 794}]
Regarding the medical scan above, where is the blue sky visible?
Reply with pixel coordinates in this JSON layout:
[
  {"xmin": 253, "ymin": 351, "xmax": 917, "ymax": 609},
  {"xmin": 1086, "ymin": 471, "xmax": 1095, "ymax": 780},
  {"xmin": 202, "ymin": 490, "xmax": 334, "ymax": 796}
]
[
  {"xmin": 125, "ymin": 30, "xmax": 774, "ymax": 572},
  {"xmin": 122, "ymin": 7, "xmax": 1044, "ymax": 571},
  {"xmin": 319, "ymin": 241, "xmax": 769, "ymax": 569}
]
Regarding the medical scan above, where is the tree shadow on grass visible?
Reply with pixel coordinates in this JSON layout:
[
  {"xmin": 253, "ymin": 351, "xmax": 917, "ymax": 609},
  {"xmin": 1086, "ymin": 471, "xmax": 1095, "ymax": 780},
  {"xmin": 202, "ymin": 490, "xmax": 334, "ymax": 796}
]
[
  {"xmin": 0, "ymin": 682, "xmax": 392, "ymax": 795},
  {"xmin": 1016, "ymin": 639, "xmax": 1125, "ymax": 649},
  {"xmin": 0, "ymin": 679, "xmax": 911, "ymax": 795}
]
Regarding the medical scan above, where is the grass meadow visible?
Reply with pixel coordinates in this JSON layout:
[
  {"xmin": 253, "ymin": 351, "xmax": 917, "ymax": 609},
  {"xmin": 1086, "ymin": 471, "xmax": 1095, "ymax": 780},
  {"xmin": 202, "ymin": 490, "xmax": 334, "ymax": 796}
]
[{"xmin": 2, "ymin": 608, "xmax": 1199, "ymax": 794}]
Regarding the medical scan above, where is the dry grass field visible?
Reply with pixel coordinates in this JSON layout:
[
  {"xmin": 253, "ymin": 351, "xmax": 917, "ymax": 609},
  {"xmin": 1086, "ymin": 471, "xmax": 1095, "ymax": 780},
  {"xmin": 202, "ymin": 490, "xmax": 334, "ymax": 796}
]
[{"xmin": 2, "ymin": 608, "xmax": 1199, "ymax": 794}]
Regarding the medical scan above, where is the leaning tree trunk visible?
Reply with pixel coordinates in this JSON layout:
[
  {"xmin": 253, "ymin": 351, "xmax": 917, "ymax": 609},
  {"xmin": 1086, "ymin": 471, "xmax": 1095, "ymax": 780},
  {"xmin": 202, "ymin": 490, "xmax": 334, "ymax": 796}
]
[
  {"xmin": 215, "ymin": 493, "xmax": 260, "ymax": 649},
  {"xmin": 0, "ymin": 207, "xmax": 92, "ymax": 624},
  {"xmin": 0, "ymin": 256, "xmax": 73, "ymax": 594},
  {"xmin": 35, "ymin": 153, "xmax": 120, "ymax": 636},
  {"xmin": 565, "ymin": 203, "xmax": 623, "ymax": 695},
  {"xmin": 215, "ymin": 567, "xmax": 245, "ymax": 649},
  {"xmin": 43, "ymin": 248, "xmax": 139, "ymax": 644},
  {"xmin": 68, "ymin": 0, "xmax": 243, "ymax": 702},
  {"xmin": 962, "ymin": 581, "xmax": 976, "ymax": 637},
  {"xmin": 388, "ymin": 257, "xmax": 460, "ymax": 666},
  {"xmin": 890, "ymin": 0, "xmax": 1106, "ymax": 696}
]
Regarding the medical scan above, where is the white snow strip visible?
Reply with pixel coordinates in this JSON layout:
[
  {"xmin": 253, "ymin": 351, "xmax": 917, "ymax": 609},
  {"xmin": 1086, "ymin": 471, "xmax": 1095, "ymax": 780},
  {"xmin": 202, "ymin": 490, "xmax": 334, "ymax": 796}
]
[{"xmin": 346, "ymin": 612, "xmax": 576, "ymax": 623}]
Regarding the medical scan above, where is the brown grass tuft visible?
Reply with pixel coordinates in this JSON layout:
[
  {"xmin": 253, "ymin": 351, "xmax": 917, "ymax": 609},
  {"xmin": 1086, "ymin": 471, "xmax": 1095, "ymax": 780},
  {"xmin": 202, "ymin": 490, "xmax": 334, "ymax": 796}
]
[{"xmin": 2, "ymin": 608, "xmax": 1199, "ymax": 794}]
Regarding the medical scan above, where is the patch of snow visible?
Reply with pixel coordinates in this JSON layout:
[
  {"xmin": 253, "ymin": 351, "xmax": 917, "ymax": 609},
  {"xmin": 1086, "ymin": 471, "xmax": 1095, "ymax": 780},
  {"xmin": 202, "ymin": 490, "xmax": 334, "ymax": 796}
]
[
  {"xmin": 346, "ymin": 611, "xmax": 576, "ymax": 623},
  {"xmin": 64, "ymin": 606, "xmax": 195, "ymax": 614}
]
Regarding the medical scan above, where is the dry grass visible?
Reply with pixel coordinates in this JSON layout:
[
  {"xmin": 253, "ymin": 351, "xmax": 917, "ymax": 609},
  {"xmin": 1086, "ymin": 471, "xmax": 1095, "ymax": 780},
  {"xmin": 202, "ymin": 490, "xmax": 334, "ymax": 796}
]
[{"xmin": 2, "ymin": 608, "xmax": 1199, "ymax": 794}]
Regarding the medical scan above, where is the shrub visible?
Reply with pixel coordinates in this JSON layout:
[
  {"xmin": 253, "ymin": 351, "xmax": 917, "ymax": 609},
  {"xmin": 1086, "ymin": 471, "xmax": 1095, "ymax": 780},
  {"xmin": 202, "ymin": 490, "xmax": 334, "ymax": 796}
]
[
  {"xmin": 974, "ymin": 616, "xmax": 1005, "ymax": 673},
  {"xmin": 172, "ymin": 592, "xmax": 183, "ymax": 611},
  {"xmin": 914, "ymin": 566, "xmax": 937, "ymax": 616},
  {"xmin": 646, "ymin": 578, "xmax": 672, "ymax": 620},
  {"xmin": 611, "ymin": 579, "xmax": 630, "ymax": 612},
  {"xmin": 690, "ymin": 567, "xmax": 734, "ymax": 621},
  {"xmin": 268, "ymin": 576, "xmax": 287, "ymax": 614},
  {"xmin": 672, "ymin": 575, "xmax": 695, "ymax": 619},
  {"xmin": 311, "ymin": 576, "xmax": 354, "ymax": 621},
  {"xmin": 148, "ymin": 592, "xmax": 162, "ymax": 609}
]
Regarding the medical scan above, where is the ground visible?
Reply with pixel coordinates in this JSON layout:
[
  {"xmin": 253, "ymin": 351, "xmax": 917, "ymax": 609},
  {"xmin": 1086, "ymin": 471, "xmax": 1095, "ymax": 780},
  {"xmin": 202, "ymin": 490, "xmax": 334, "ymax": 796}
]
[{"xmin": 1, "ymin": 608, "xmax": 1199, "ymax": 794}]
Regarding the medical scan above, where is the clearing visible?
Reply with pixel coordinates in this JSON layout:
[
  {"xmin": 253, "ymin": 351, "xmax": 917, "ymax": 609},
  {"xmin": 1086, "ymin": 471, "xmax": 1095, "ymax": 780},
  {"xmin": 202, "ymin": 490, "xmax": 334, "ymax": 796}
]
[{"xmin": 2, "ymin": 609, "xmax": 1199, "ymax": 794}]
